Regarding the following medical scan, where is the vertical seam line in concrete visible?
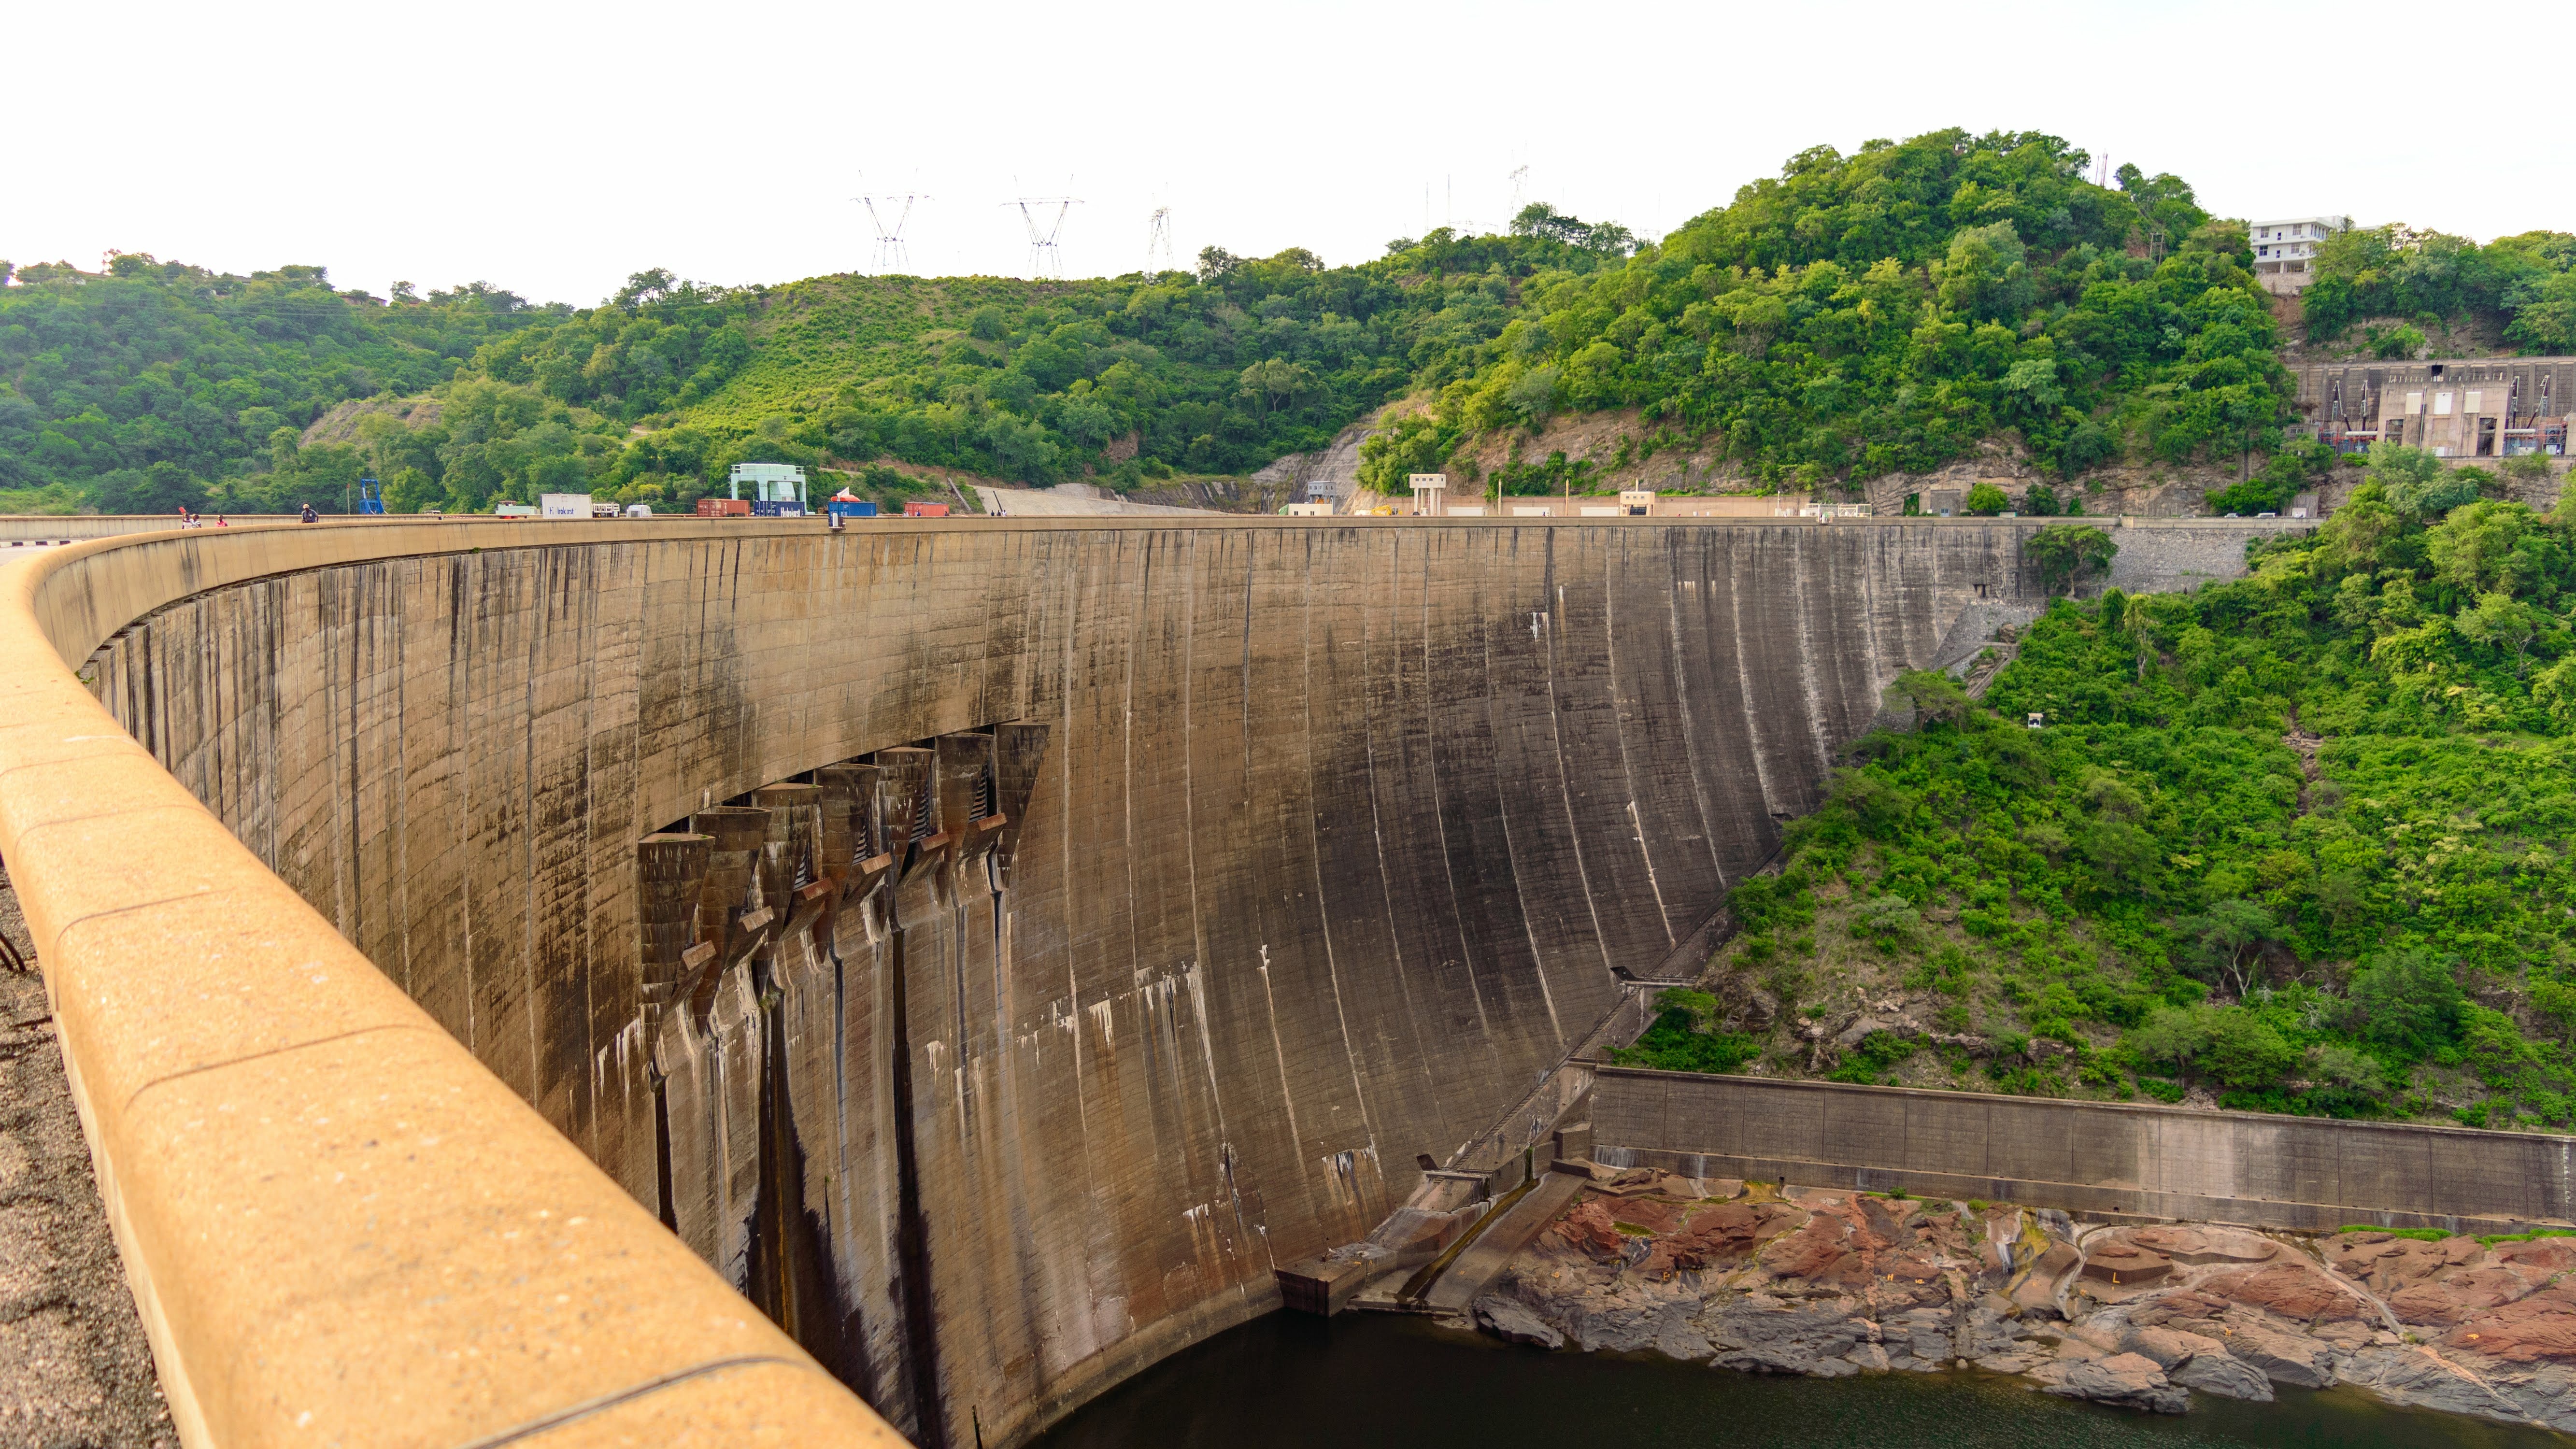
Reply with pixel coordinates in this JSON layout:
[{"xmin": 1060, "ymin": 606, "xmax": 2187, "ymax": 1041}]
[
  {"xmin": 1421, "ymin": 527, "xmax": 1494, "ymax": 1045},
  {"xmin": 1302, "ymin": 526, "xmax": 1383, "ymax": 1213},
  {"xmin": 1599, "ymin": 531, "xmax": 1673, "ymax": 946},
  {"xmin": 1481, "ymin": 529, "xmax": 1562, "ymax": 1048},
  {"xmin": 1665, "ymin": 529, "xmax": 1727, "ymax": 890},
  {"xmin": 1725, "ymin": 533, "xmax": 1783, "ymax": 820},
  {"xmin": 1539, "ymin": 527, "xmax": 1616, "ymax": 986}
]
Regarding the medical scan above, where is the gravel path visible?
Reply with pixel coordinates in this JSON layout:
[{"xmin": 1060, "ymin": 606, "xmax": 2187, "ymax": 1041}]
[{"xmin": 0, "ymin": 861, "xmax": 176, "ymax": 1449}]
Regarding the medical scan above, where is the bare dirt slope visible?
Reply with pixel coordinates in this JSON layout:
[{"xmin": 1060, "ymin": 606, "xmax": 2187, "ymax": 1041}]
[{"xmin": 0, "ymin": 863, "xmax": 174, "ymax": 1449}]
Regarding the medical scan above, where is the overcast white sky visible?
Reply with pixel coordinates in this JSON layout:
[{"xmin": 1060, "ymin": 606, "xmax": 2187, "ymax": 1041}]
[{"xmin": 7, "ymin": 0, "xmax": 2569, "ymax": 308}]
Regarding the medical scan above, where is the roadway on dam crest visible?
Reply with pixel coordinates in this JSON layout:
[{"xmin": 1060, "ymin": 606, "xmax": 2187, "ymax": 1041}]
[{"xmin": 11, "ymin": 513, "xmax": 2302, "ymax": 1448}]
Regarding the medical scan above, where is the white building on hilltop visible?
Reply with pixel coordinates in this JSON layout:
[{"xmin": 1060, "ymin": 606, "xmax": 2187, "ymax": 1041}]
[{"xmin": 2249, "ymin": 216, "xmax": 2351, "ymax": 296}]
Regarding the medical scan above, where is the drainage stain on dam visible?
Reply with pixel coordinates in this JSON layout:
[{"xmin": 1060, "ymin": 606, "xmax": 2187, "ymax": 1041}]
[{"xmin": 74, "ymin": 519, "xmax": 2288, "ymax": 1447}]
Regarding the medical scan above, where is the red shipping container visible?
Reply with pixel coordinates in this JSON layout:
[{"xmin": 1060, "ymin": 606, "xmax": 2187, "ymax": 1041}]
[
  {"xmin": 902, "ymin": 502, "xmax": 950, "ymax": 518},
  {"xmin": 694, "ymin": 498, "xmax": 751, "ymax": 517}
]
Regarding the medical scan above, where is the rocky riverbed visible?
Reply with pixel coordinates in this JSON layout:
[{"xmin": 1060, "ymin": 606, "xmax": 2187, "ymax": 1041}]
[{"xmin": 1469, "ymin": 1165, "xmax": 2576, "ymax": 1433}]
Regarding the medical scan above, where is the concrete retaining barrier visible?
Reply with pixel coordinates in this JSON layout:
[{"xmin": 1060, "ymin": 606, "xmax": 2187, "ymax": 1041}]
[{"xmin": 1594, "ymin": 1067, "xmax": 2576, "ymax": 1236}]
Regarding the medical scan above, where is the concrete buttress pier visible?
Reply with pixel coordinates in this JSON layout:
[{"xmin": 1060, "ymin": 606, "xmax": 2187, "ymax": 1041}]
[{"xmin": 18, "ymin": 515, "xmax": 2296, "ymax": 1447}]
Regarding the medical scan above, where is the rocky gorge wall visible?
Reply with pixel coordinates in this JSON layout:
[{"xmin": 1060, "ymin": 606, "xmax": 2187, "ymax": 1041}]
[{"xmin": 70, "ymin": 515, "xmax": 2294, "ymax": 1447}]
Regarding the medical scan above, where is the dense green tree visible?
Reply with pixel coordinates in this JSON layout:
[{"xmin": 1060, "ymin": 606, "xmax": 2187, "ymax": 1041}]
[
  {"xmin": 2026, "ymin": 522, "xmax": 2117, "ymax": 594},
  {"xmin": 0, "ymin": 257, "xmax": 556, "ymax": 510},
  {"xmin": 2303, "ymin": 224, "xmax": 2576, "ymax": 350}
]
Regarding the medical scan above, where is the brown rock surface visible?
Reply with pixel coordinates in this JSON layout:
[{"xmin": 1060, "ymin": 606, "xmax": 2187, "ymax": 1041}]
[
  {"xmin": 2129, "ymin": 1225, "xmax": 2278, "ymax": 1265},
  {"xmin": 1553, "ymin": 1201, "xmax": 1627, "ymax": 1261},
  {"xmin": 1640, "ymin": 1201, "xmax": 1800, "ymax": 1274},
  {"xmin": 2445, "ymin": 1286, "xmax": 2576, "ymax": 1364},
  {"xmin": 2203, "ymin": 1262, "xmax": 2369, "ymax": 1322},
  {"xmin": 1488, "ymin": 1192, "xmax": 2576, "ymax": 1435},
  {"xmin": 2082, "ymin": 1241, "xmax": 2174, "ymax": 1286}
]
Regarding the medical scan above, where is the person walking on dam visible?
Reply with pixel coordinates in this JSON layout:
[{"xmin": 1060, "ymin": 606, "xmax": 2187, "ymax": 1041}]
[{"xmin": 299, "ymin": 502, "xmax": 317, "ymax": 523}]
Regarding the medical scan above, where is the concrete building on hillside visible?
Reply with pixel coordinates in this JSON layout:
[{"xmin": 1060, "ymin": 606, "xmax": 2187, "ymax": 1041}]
[
  {"xmin": 2250, "ymin": 215, "xmax": 2350, "ymax": 295},
  {"xmin": 2291, "ymin": 355, "xmax": 2576, "ymax": 459}
]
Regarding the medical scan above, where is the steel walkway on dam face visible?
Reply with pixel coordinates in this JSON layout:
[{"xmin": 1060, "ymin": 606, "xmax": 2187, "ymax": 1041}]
[{"xmin": 0, "ymin": 514, "xmax": 2296, "ymax": 1448}]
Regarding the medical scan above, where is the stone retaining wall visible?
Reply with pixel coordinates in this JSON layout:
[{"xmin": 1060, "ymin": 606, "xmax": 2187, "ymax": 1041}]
[{"xmin": 1595, "ymin": 1067, "xmax": 2576, "ymax": 1236}]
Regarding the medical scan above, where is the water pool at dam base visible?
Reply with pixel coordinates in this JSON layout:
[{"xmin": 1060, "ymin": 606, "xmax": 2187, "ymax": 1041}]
[{"xmin": 1032, "ymin": 1312, "xmax": 2560, "ymax": 1449}]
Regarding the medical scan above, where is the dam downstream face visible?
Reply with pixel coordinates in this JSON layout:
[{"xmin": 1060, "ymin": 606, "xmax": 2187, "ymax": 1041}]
[{"xmin": 77, "ymin": 519, "xmax": 2276, "ymax": 1447}]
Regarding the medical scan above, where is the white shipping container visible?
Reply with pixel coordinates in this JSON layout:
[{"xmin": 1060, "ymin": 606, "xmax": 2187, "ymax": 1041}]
[{"xmin": 540, "ymin": 493, "xmax": 593, "ymax": 519}]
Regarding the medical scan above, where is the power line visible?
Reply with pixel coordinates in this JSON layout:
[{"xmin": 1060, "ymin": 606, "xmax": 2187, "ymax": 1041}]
[
  {"xmin": 853, "ymin": 193, "xmax": 931, "ymax": 274},
  {"xmin": 1006, "ymin": 197, "xmax": 1082, "ymax": 280},
  {"xmin": 1145, "ymin": 206, "xmax": 1174, "ymax": 274}
]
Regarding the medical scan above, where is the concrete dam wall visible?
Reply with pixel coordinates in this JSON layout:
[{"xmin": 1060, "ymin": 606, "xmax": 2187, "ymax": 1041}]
[
  {"xmin": 1595, "ymin": 1067, "xmax": 2576, "ymax": 1237},
  {"xmin": 61, "ymin": 515, "xmax": 2284, "ymax": 1446}
]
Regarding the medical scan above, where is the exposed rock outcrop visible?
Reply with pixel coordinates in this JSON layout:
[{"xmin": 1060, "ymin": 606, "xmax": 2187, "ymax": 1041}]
[{"xmin": 1471, "ymin": 1175, "xmax": 2576, "ymax": 1432}]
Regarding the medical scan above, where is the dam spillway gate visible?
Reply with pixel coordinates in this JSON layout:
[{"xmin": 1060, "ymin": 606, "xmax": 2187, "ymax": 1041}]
[{"xmin": 635, "ymin": 725, "xmax": 1051, "ymax": 1441}]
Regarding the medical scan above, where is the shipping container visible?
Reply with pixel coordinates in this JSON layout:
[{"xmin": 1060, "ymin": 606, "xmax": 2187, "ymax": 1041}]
[
  {"xmin": 751, "ymin": 500, "xmax": 807, "ymax": 517},
  {"xmin": 827, "ymin": 500, "xmax": 879, "ymax": 519},
  {"xmin": 539, "ymin": 493, "xmax": 592, "ymax": 519},
  {"xmin": 695, "ymin": 498, "xmax": 752, "ymax": 518},
  {"xmin": 902, "ymin": 501, "xmax": 950, "ymax": 518}
]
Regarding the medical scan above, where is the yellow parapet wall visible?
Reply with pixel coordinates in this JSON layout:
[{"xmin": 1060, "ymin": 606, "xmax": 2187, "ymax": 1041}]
[{"xmin": 0, "ymin": 519, "xmax": 901, "ymax": 1448}]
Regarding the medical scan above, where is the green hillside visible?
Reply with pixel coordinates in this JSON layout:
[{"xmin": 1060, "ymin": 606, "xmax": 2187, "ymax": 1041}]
[
  {"xmin": 8, "ymin": 127, "xmax": 2574, "ymax": 516},
  {"xmin": 2303, "ymin": 226, "xmax": 2576, "ymax": 356},
  {"xmin": 1623, "ymin": 468, "xmax": 2576, "ymax": 1127}
]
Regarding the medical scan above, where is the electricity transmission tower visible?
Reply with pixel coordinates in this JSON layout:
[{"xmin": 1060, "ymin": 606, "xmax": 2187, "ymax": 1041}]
[
  {"xmin": 854, "ymin": 193, "xmax": 929, "ymax": 273},
  {"xmin": 1144, "ymin": 206, "xmax": 1175, "ymax": 274},
  {"xmin": 1509, "ymin": 165, "xmax": 1530, "ymax": 215},
  {"xmin": 1008, "ymin": 197, "xmax": 1082, "ymax": 280}
]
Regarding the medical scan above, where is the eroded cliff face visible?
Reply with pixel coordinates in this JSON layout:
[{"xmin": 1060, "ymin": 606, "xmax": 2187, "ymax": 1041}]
[{"xmin": 76, "ymin": 519, "xmax": 2244, "ymax": 1447}]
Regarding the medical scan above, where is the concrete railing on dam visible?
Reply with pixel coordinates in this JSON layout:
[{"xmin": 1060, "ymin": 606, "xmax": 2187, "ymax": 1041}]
[
  {"xmin": 1594, "ymin": 1067, "xmax": 2576, "ymax": 1237},
  {"xmin": 0, "ymin": 514, "xmax": 204, "ymax": 541},
  {"xmin": 1, "ymin": 512, "xmax": 2306, "ymax": 1447}
]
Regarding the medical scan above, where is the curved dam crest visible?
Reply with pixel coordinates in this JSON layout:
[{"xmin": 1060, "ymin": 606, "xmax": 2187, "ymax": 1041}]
[{"xmin": 66, "ymin": 516, "xmax": 2269, "ymax": 1447}]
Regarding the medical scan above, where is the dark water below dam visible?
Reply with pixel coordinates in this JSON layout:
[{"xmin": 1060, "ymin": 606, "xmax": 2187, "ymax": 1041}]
[{"xmin": 1031, "ymin": 1313, "xmax": 2564, "ymax": 1449}]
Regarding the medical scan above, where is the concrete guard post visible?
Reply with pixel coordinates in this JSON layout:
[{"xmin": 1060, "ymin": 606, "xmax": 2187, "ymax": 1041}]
[{"xmin": 0, "ymin": 520, "xmax": 899, "ymax": 1448}]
